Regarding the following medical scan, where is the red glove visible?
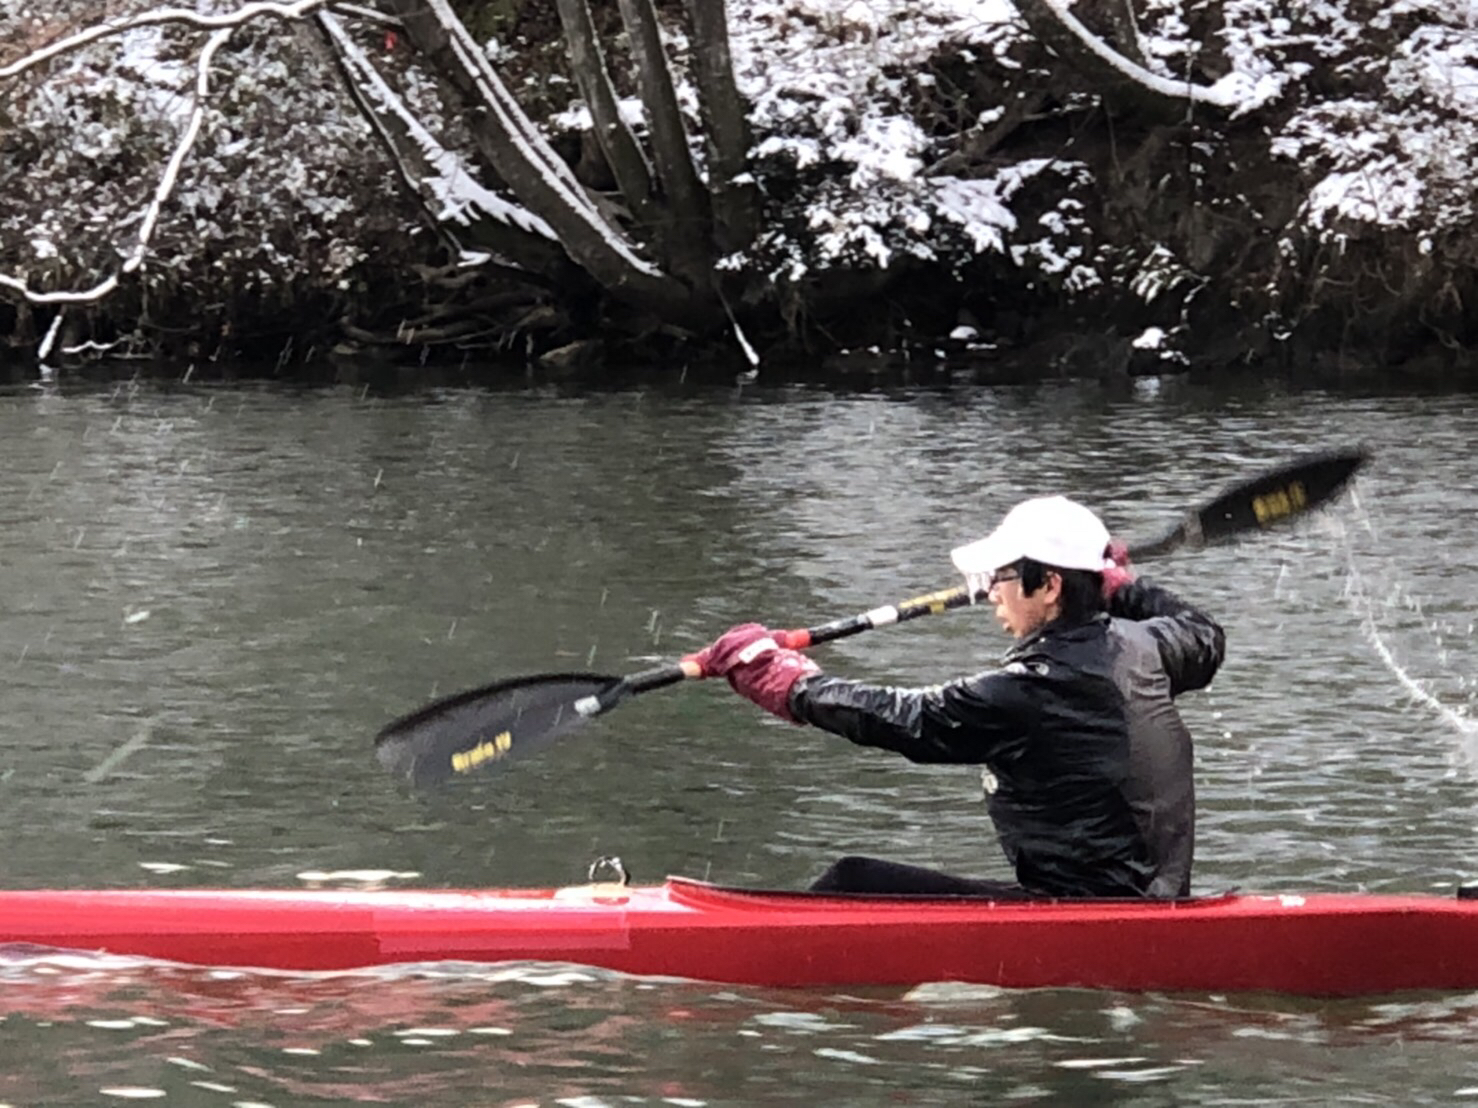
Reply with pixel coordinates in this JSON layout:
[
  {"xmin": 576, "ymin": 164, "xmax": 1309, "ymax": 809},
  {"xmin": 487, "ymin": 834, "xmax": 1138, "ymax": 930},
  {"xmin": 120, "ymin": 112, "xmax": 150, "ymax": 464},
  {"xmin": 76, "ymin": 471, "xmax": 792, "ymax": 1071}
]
[
  {"xmin": 1102, "ymin": 539, "xmax": 1135, "ymax": 600},
  {"xmin": 685, "ymin": 623, "xmax": 820, "ymax": 723}
]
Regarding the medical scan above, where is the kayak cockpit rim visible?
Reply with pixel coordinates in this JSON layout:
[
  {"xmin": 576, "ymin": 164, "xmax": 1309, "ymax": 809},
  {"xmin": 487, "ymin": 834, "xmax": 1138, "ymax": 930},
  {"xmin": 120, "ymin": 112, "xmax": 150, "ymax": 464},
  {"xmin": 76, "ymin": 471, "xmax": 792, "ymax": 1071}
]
[{"xmin": 660, "ymin": 875, "xmax": 1243, "ymax": 910}]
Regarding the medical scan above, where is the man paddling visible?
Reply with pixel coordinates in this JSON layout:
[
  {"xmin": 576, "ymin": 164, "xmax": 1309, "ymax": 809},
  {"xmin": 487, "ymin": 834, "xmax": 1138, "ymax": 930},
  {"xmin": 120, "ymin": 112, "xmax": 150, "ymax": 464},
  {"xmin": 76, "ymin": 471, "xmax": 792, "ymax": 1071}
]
[{"xmin": 688, "ymin": 495, "xmax": 1225, "ymax": 899}]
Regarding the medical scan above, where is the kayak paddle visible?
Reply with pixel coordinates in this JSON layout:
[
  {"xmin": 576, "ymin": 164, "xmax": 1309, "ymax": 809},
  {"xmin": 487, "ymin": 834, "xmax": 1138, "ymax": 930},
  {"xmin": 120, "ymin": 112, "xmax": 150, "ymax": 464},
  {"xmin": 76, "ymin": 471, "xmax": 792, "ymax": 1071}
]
[{"xmin": 376, "ymin": 445, "xmax": 1369, "ymax": 787}]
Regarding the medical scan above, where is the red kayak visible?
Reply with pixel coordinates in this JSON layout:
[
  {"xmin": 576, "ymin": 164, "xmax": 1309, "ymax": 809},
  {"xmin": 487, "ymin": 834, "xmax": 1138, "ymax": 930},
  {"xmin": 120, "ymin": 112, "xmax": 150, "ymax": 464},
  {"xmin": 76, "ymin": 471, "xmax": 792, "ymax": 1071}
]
[{"xmin": 3, "ymin": 878, "xmax": 1477, "ymax": 996}]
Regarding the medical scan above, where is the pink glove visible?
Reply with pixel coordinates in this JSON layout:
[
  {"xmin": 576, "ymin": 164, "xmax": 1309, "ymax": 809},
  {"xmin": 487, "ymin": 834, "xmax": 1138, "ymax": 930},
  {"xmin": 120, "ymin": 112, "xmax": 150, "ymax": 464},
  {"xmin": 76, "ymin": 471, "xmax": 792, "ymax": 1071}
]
[
  {"xmin": 684, "ymin": 623, "xmax": 820, "ymax": 723},
  {"xmin": 1102, "ymin": 538, "xmax": 1136, "ymax": 600}
]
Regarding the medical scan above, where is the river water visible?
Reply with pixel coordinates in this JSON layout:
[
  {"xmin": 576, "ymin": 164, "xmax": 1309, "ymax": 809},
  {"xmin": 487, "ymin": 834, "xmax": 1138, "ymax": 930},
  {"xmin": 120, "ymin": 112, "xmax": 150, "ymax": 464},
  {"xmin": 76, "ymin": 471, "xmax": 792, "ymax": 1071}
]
[{"xmin": 0, "ymin": 371, "xmax": 1475, "ymax": 1104}]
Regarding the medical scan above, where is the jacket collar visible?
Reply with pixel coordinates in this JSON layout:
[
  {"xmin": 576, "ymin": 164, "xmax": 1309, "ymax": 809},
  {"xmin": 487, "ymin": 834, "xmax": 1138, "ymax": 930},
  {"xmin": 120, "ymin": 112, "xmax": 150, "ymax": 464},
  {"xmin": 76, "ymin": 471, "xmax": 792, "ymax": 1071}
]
[{"xmin": 1003, "ymin": 610, "xmax": 1109, "ymax": 661}]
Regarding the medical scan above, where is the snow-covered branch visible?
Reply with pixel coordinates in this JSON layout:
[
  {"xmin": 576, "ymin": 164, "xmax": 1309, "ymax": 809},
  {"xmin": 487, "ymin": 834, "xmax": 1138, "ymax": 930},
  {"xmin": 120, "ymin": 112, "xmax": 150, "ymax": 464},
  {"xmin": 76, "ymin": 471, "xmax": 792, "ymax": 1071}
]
[
  {"xmin": 380, "ymin": 0, "xmax": 702, "ymax": 317},
  {"xmin": 1020, "ymin": 0, "xmax": 1250, "ymax": 113},
  {"xmin": 0, "ymin": 25, "xmax": 234, "ymax": 306},
  {"xmin": 0, "ymin": 0, "xmax": 330, "ymax": 80},
  {"xmin": 316, "ymin": 12, "xmax": 560, "ymax": 250},
  {"xmin": 0, "ymin": 0, "xmax": 399, "ymax": 314}
]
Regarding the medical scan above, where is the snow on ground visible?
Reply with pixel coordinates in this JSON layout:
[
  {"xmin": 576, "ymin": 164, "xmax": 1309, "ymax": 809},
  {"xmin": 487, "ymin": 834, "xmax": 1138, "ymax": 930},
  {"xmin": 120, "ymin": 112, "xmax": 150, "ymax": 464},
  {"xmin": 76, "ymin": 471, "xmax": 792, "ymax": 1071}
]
[
  {"xmin": 722, "ymin": 0, "xmax": 1478, "ymax": 286},
  {"xmin": 1272, "ymin": 18, "xmax": 1478, "ymax": 237},
  {"xmin": 2, "ymin": 0, "xmax": 1478, "ymax": 324},
  {"xmin": 726, "ymin": 0, "xmax": 1028, "ymax": 278}
]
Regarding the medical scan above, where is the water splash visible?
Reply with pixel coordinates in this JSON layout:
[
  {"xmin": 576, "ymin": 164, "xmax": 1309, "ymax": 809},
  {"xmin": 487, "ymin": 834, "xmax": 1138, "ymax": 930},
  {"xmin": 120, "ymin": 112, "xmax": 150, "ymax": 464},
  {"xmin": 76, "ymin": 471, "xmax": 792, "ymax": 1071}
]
[{"xmin": 1335, "ymin": 506, "xmax": 1478, "ymax": 771}]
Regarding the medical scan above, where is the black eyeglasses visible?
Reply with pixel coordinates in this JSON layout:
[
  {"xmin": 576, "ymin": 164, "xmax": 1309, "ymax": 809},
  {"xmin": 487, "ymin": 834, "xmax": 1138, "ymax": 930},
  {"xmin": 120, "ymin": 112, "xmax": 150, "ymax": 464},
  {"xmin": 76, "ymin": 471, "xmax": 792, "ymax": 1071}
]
[{"xmin": 990, "ymin": 569, "xmax": 1022, "ymax": 587}]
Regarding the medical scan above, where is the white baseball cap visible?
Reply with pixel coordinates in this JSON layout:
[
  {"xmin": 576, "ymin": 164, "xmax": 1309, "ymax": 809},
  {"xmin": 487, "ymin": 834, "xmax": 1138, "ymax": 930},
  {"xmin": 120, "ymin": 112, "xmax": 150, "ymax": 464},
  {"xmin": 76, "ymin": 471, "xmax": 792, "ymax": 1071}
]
[{"xmin": 951, "ymin": 496, "xmax": 1115, "ymax": 584}]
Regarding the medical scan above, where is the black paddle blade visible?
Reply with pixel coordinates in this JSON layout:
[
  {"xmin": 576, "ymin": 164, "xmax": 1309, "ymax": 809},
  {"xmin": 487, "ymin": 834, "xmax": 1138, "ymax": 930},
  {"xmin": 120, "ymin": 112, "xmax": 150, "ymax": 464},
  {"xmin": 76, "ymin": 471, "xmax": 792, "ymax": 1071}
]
[
  {"xmin": 1133, "ymin": 446, "xmax": 1369, "ymax": 557},
  {"xmin": 374, "ymin": 673, "xmax": 621, "ymax": 789}
]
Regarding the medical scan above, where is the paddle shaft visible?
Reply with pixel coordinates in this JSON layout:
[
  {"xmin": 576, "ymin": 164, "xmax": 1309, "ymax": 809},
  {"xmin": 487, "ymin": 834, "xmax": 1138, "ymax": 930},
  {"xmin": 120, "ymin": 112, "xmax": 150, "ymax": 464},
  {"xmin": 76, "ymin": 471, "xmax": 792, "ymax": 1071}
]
[
  {"xmin": 380, "ymin": 446, "xmax": 1369, "ymax": 784},
  {"xmin": 579, "ymin": 445, "xmax": 1369, "ymax": 717},
  {"xmin": 604, "ymin": 584, "xmax": 978, "ymax": 705},
  {"xmin": 600, "ymin": 533, "xmax": 1173, "ymax": 709}
]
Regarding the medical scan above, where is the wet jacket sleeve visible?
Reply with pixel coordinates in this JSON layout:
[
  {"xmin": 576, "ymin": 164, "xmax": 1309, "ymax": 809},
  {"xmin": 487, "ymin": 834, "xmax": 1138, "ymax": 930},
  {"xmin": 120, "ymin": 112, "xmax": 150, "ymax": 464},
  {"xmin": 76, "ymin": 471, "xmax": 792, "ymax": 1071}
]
[
  {"xmin": 785, "ymin": 671, "xmax": 1033, "ymax": 764},
  {"xmin": 1108, "ymin": 577, "xmax": 1225, "ymax": 695}
]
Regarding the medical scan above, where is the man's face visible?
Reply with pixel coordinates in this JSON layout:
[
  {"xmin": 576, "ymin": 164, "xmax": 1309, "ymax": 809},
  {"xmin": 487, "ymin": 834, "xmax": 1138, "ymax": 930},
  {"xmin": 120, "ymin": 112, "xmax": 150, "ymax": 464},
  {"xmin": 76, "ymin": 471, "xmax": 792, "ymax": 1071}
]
[{"xmin": 989, "ymin": 565, "xmax": 1060, "ymax": 638}]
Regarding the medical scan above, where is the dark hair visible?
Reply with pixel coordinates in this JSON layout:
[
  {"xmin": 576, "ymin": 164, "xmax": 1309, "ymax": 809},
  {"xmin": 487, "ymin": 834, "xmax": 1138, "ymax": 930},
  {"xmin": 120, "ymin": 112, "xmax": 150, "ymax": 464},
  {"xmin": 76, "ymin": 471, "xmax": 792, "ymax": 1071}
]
[{"xmin": 1018, "ymin": 558, "xmax": 1106, "ymax": 624}]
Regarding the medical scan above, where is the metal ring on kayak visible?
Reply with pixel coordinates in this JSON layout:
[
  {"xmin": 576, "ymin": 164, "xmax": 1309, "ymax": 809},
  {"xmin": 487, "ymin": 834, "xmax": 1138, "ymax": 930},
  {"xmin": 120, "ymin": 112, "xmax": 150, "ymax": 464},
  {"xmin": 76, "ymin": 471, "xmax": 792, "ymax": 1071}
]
[{"xmin": 587, "ymin": 856, "xmax": 630, "ymax": 886}]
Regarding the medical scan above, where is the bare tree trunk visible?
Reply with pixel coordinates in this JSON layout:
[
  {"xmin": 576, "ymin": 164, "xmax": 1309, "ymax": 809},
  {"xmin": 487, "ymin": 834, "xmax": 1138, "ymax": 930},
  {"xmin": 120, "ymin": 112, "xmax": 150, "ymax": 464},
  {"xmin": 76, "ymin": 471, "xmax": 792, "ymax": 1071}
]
[
  {"xmin": 380, "ymin": 0, "xmax": 709, "ymax": 323},
  {"xmin": 1016, "ymin": 0, "xmax": 1237, "ymax": 117},
  {"xmin": 315, "ymin": 12, "xmax": 575, "ymax": 282},
  {"xmin": 615, "ymin": 0, "xmax": 713, "ymax": 282},
  {"xmin": 682, "ymin": 0, "xmax": 755, "ymax": 257},
  {"xmin": 552, "ymin": 0, "xmax": 657, "ymax": 222}
]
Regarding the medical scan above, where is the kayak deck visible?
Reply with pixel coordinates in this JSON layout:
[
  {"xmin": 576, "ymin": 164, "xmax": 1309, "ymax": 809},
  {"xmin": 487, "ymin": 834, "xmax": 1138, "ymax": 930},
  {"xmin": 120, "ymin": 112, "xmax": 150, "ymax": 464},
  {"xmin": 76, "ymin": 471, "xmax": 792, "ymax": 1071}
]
[{"xmin": 3, "ymin": 878, "xmax": 1478, "ymax": 996}]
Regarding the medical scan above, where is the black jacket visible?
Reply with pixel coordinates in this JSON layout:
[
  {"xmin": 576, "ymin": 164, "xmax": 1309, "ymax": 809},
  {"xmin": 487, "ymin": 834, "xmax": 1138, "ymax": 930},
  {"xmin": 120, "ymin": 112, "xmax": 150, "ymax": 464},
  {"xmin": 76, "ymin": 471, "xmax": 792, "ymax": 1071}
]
[{"xmin": 788, "ymin": 579, "xmax": 1224, "ymax": 898}]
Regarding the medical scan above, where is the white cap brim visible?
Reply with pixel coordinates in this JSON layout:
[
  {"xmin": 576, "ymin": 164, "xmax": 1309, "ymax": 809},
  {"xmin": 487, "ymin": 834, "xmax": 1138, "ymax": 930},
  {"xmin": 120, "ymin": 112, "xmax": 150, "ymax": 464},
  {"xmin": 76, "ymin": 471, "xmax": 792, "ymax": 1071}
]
[{"xmin": 950, "ymin": 533, "xmax": 1014, "ymax": 577}]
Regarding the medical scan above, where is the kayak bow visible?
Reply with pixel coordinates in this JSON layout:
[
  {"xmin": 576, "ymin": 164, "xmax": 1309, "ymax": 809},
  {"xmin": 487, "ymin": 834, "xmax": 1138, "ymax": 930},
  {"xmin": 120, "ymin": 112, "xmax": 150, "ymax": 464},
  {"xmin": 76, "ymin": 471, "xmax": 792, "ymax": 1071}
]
[{"xmin": 2, "ymin": 878, "xmax": 1476, "ymax": 997}]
